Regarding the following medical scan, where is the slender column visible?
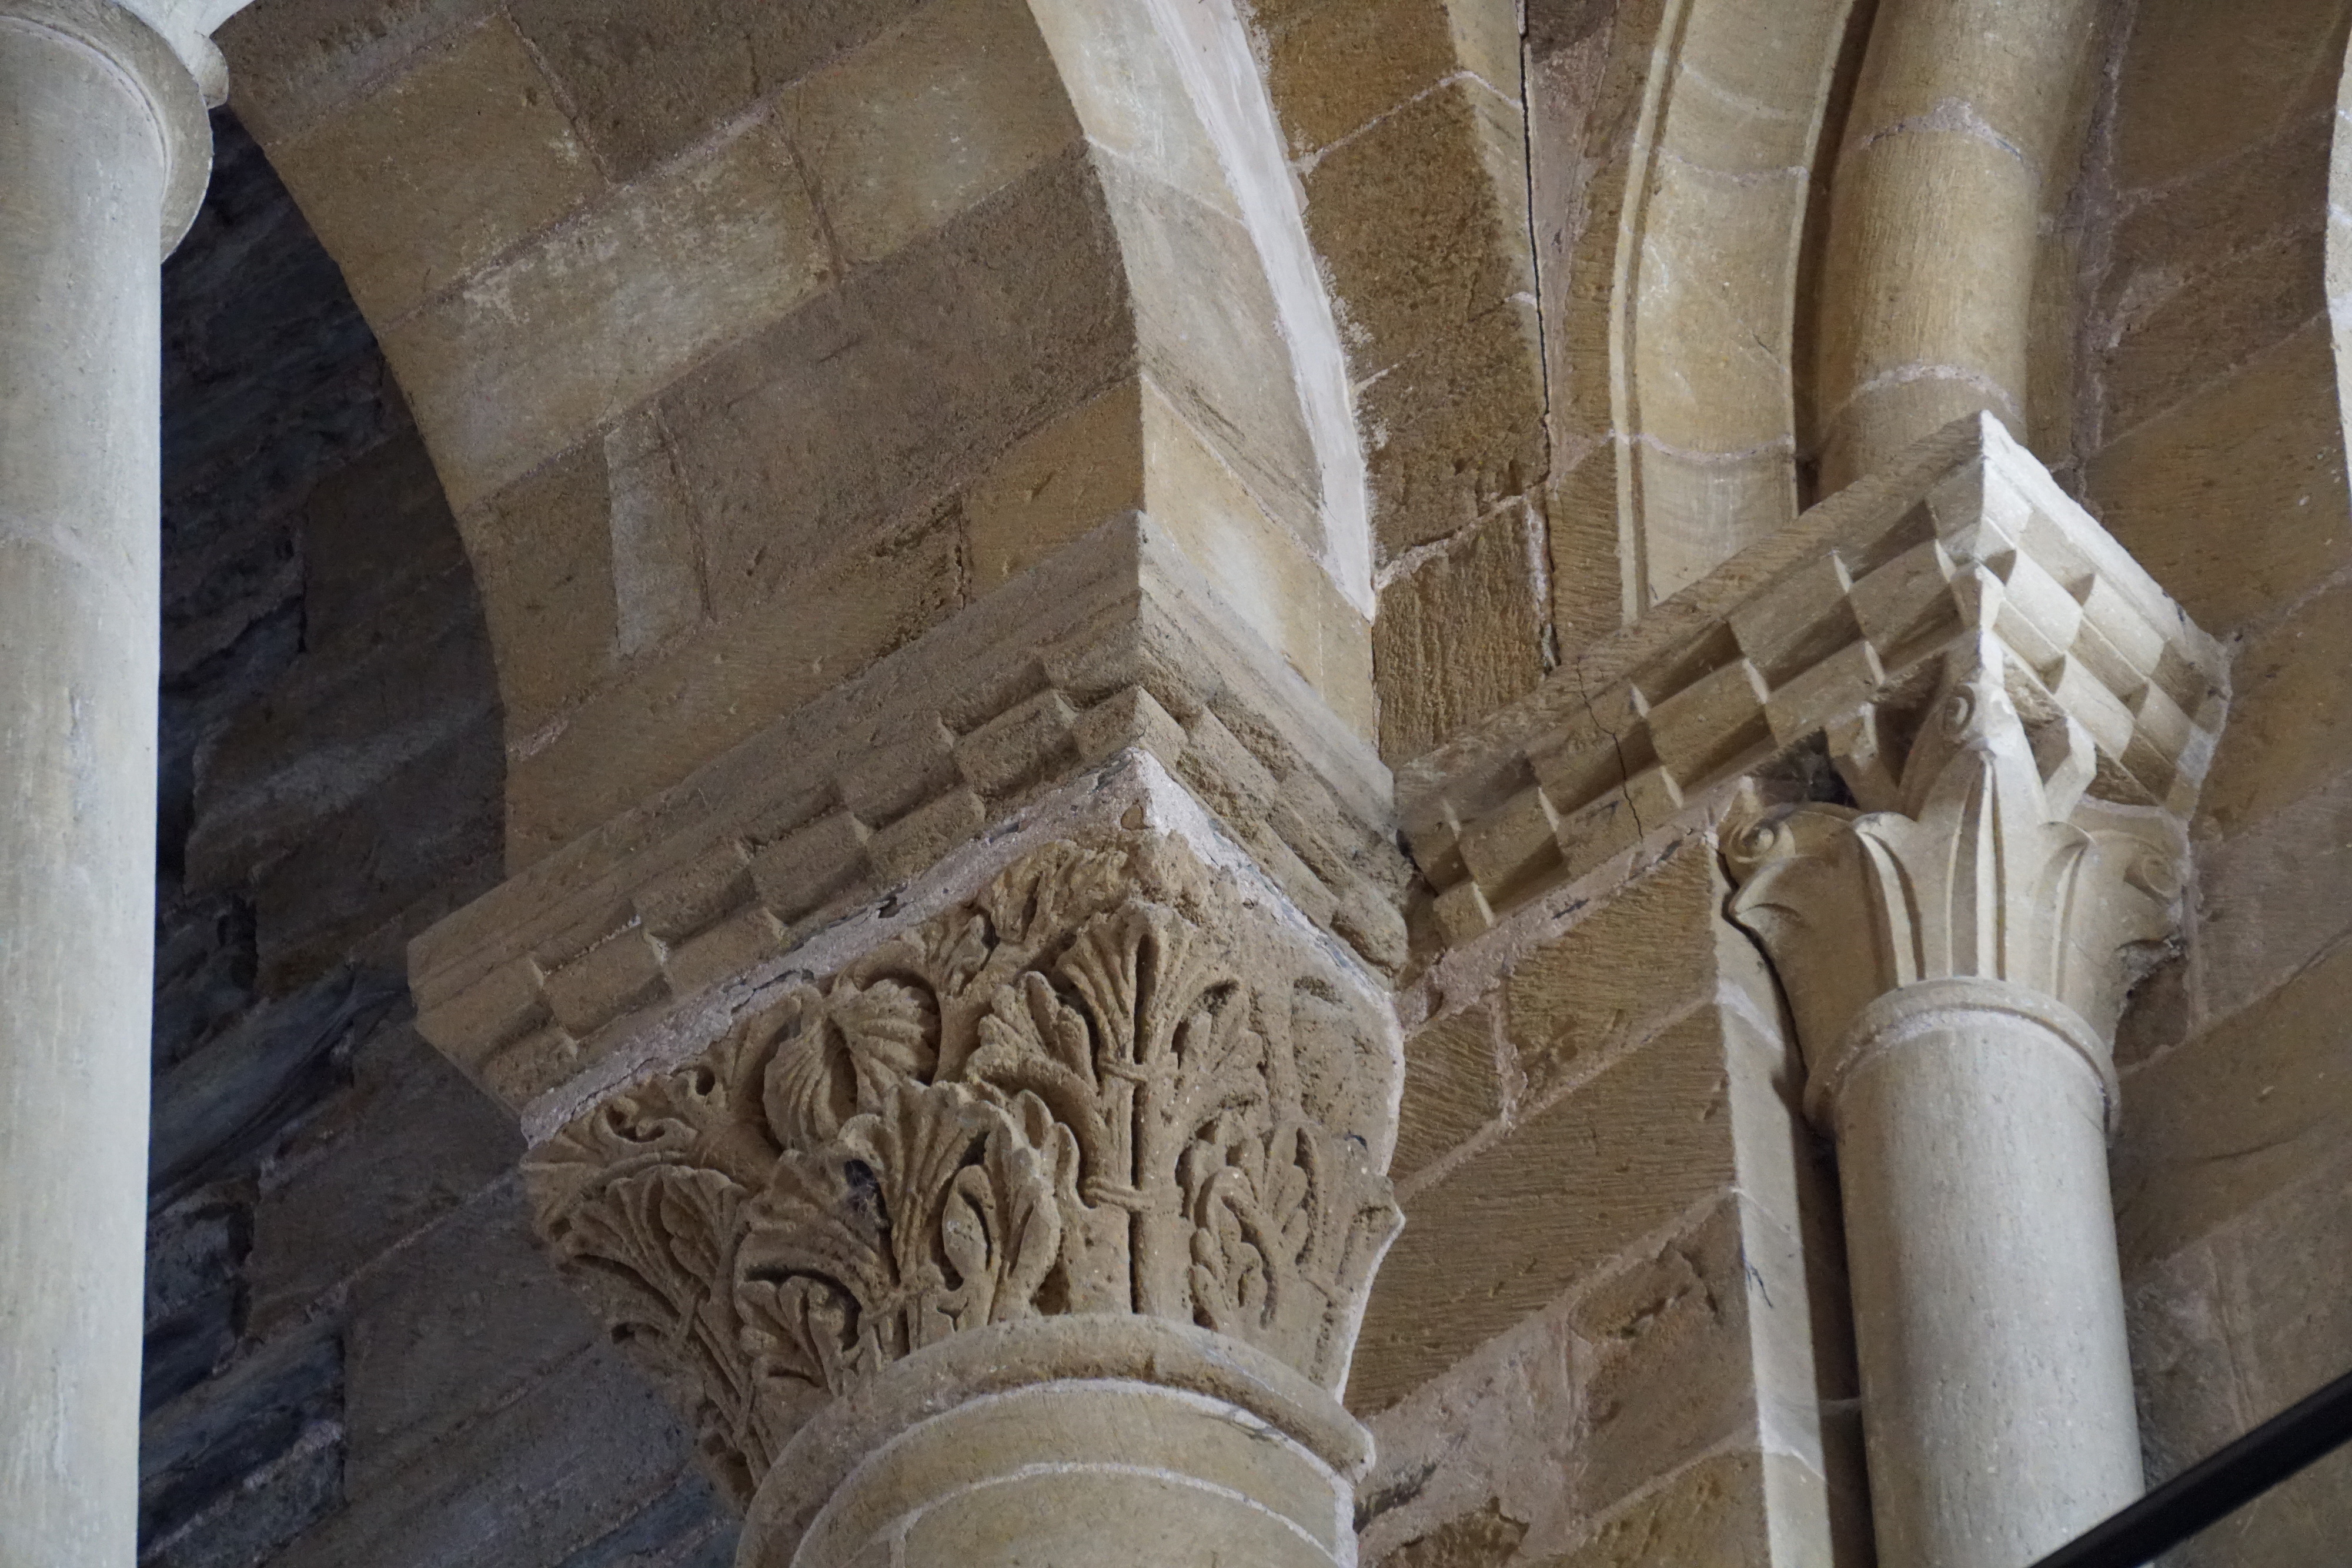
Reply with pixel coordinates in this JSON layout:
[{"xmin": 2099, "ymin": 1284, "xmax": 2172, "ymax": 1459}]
[
  {"xmin": 1816, "ymin": 0, "xmax": 2101, "ymax": 490},
  {"xmin": 0, "ymin": 4, "xmax": 207, "ymax": 1560},
  {"xmin": 1728, "ymin": 637, "xmax": 2183, "ymax": 1568}
]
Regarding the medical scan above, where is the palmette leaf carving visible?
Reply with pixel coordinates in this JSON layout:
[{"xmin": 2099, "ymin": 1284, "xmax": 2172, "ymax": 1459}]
[
  {"xmin": 524, "ymin": 837, "xmax": 1400, "ymax": 1505},
  {"xmin": 1726, "ymin": 634, "xmax": 2187, "ymax": 1128}
]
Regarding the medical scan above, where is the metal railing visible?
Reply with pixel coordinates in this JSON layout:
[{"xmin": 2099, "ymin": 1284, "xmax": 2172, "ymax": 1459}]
[{"xmin": 2025, "ymin": 1367, "xmax": 2352, "ymax": 1568}]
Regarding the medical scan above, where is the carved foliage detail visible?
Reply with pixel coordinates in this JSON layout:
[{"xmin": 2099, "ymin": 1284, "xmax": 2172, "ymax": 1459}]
[
  {"xmin": 524, "ymin": 839, "xmax": 1400, "ymax": 1501},
  {"xmin": 1726, "ymin": 634, "xmax": 2186, "ymax": 1102}
]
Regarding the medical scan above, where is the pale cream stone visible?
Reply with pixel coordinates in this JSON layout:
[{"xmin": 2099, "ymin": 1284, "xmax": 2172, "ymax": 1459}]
[
  {"xmin": 784, "ymin": 1379, "xmax": 1350, "ymax": 1568},
  {"xmin": 1815, "ymin": 0, "xmax": 2103, "ymax": 491},
  {"xmin": 747, "ymin": 1315, "xmax": 1374, "ymax": 1566},
  {"xmin": 1726, "ymin": 635, "xmax": 2195, "ymax": 1568},
  {"xmin": 1141, "ymin": 380, "xmax": 1377, "ymax": 744},
  {"xmin": 0, "ymin": 4, "xmax": 209, "ymax": 1560},
  {"xmin": 1028, "ymin": 0, "xmax": 1377, "ymax": 611},
  {"xmin": 1535, "ymin": 0, "xmax": 1852, "ymax": 630}
]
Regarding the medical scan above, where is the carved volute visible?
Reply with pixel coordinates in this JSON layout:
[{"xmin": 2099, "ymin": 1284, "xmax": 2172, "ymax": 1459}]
[
  {"xmin": 522, "ymin": 831, "xmax": 1404, "ymax": 1510},
  {"xmin": 1725, "ymin": 631, "xmax": 2187, "ymax": 1131}
]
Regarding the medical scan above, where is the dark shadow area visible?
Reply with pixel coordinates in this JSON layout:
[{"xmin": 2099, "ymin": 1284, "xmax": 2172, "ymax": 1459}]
[{"xmin": 141, "ymin": 107, "xmax": 505, "ymax": 1565}]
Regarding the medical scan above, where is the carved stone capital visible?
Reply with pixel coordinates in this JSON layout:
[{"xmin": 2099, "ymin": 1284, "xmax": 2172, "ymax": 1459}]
[
  {"xmin": 1726, "ymin": 632, "xmax": 2186, "ymax": 1131},
  {"xmin": 3, "ymin": 0, "xmax": 215, "ymax": 246},
  {"xmin": 521, "ymin": 825, "xmax": 1402, "ymax": 1514},
  {"xmin": 1401, "ymin": 414, "xmax": 2225, "ymax": 946}
]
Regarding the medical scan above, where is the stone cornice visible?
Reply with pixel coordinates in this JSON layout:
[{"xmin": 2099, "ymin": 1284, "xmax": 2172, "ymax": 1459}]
[
  {"xmin": 1399, "ymin": 415, "xmax": 2226, "ymax": 944},
  {"xmin": 409, "ymin": 516, "xmax": 1408, "ymax": 1123}
]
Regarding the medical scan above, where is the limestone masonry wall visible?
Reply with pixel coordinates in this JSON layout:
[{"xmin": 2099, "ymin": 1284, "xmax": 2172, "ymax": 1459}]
[
  {"xmin": 139, "ymin": 114, "xmax": 733, "ymax": 1568},
  {"xmin": 117, "ymin": 1, "xmax": 2352, "ymax": 1564},
  {"xmin": 2078, "ymin": 1, "xmax": 2352, "ymax": 1556}
]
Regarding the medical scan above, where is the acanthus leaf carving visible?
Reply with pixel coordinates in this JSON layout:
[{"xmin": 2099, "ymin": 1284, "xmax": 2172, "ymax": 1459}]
[
  {"xmin": 1726, "ymin": 633, "xmax": 2185, "ymax": 1126},
  {"xmin": 525, "ymin": 834, "xmax": 1401, "ymax": 1505}
]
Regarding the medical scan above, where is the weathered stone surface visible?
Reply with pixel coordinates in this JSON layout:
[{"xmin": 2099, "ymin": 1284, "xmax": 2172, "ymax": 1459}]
[
  {"xmin": 382, "ymin": 113, "xmax": 831, "ymax": 516},
  {"xmin": 1529, "ymin": 0, "xmax": 1847, "ymax": 634},
  {"xmin": 245, "ymin": 1021, "xmax": 522, "ymax": 1335},
  {"xmin": 2097, "ymin": 228, "xmax": 2326, "ymax": 443},
  {"xmin": 505, "ymin": 0, "xmax": 925, "ymax": 181},
  {"xmin": 1359, "ymin": 300, "xmax": 1548, "ymax": 560},
  {"xmin": 1301, "ymin": 77, "xmax": 1532, "ymax": 376},
  {"xmin": 1259, "ymin": 0, "xmax": 1457, "ymax": 159},
  {"xmin": 136, "ymin": 106, "xmax": 517, "ymax": 1568},
  {"xmin": 1569, "ymin": 1200, "xmax": 1756, "ymax": 1518},
  {"xmin": 2100, "ymin": 111, "xmax": 2330, "ymax": 329},
  {"xmin": 143, "ymin": 1194, "xmax": 247, "ymax": 1415},
  {"xmin": 1549, "ymin": 1452, "xmax": 1773, "ymax": 1567},
  {"xmin": 267, "ymin": 15, "xmax": 603, "ymax": 323},
  {"xmin": 1352, "ymin": 1008, "xmax": 1740, "ymax": 1412},
  {"xmin": 1140, "ymin": 383, "xmax": 1372, "ymax": 738},
  {"xmin": 464, "ymin": 441, "xmax": 619, "ymax": 738},
  {"xmin": 183, "ymin": 596, "xmax": 497, "ymax": 902},
  {"xmin": 2129, "ymin": 1142, "xmax": 2352, "ymax": 1560},
  {"xmin": 1504, "ymin": 847, "xmax": 1773, "ymax": 1108},
  {"xmin": 295, "ymin": 429, "xmax": 477, "ymax": 660},
  {"xmin": 250, "ymin": 726, "xmax": 503, "ymax": 987},
  {"xmin": 139, "ymin": 1325, "xmax": 342, "ymax": 1556},
  {"xmin": 2194, "ymin": 576, "xmax": 2352, "ymax": 842},
  {"xmin": 2087, "ymin": 320, "xmax": 2351, "ymax": 637},
  {"xmin": 2114, "ymin": 932, "xmax": 2352, "ymax": 1272},
  {"xmin": 1097, "ymin": 156, "xmax": 1322, "ymax": 554},
  {"xmin": 1392, "ymin": 1006, "xmax": 1502, "ymax": 1181},
  {"xmin": 553, "ymin": 1472, "xmax": 739, "ymax": 1568},
  {"xmin": 142, "ymin": 1426, "xmax": 343, "ymax": 1568},
  {"xmin": 782, "ymin": 0, "xmax": 1078, "ymax": 266},
  {"xmin": 896, "ymin": 1464, "xmax": 1333, "ymax": 1568},
  {"xmin": 505, "ymin": 509, "xmax": 964, "ymax": 865},
  {"xmin": 2110, "ymin": 0, "xmax": 2349, "ymax": 192},
  {"xmin": 217, "ymin": 0, "xmax": 494, "ymax": 145},
  {"xmin": 342, "ymin": 1174, "xmax": 601, "ymax": 1492},
  {"xmin": 964, "ymin": 379, "xmax": 1146, "ymax": 593},
  {"xmin": 268, "ymin": 1340, "xmax": 697, "ymax": 1568},
  {"xmin": 1374, "ymin": 503, "xmax": 1545, "ymax": 759},
  {"xmin": 656, "ymin": 147, "xmax": 1126, "ymax": 624},
  {"xmin": 1368, "ymin": 1500, "xmax": 1529, "ymax": 1568},
  {"xmin": 1356, "ymin": 1300, "xmax": 1581, "ymax": 1562},
  {"xmin": 148, "ymin": 968, "xmax": 404, "ymax": 1208}
]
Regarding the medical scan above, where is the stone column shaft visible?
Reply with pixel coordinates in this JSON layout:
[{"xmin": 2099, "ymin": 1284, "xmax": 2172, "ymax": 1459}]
[
  {"xmin": 0, "ymin": 4, "xmax": 205, "ymax": 1559},
  {"xmin": 1829, "ymin": 981, "xmax": 2140, "ymax": 1567},
  {"xmin": 1818, "ymin": 0, "xmax": 2102, "ymax": 489},
  {"xmin": 1731, "ymin": 637, "xmax": 2185, "ymax": 1568}
]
